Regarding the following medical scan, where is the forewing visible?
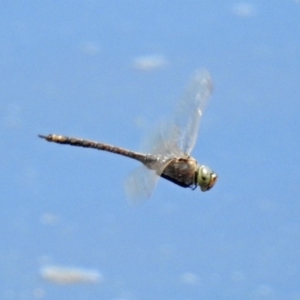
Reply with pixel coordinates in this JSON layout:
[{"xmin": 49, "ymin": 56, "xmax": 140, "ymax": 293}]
[
  {"xmin": 174, "ymin": 69, "xmax": 213, "ymax": 155},
  {"xmin": 142, "ymin": 120, "xmax": 183, "ymax": 158}
]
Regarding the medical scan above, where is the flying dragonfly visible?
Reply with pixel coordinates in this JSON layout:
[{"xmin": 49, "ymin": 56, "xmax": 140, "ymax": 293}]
[{"xmin": 39, "ymin": 69, "xmax": 217, "ymax": 200}]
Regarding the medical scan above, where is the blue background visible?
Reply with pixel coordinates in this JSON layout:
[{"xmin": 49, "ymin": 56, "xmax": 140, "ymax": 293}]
[{"xmin": 1, "ymin": 1, "xmax": 300, "ymax": 299}]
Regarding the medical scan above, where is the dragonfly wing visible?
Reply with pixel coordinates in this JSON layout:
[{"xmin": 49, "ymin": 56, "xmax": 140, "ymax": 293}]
[
  {"xmin": 124, "ymin": 166, "xmax": 159, "ymax": 203},
  {"xmin": 142, "ymin": 120, "xmax": 183, "ymax": 158},
  {"xmin": 124, "ymin": 159, "xmax": 172, "ymax": 203},
  {"xmin": 125, "ymin": 121, "xmax": 181, "ymax": 203},
  {"xmin": 174, "ymin": 69, "xmax": 213, "ymax": 155}
]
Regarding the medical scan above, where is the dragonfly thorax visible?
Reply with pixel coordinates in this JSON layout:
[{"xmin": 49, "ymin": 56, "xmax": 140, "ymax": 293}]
[{"xmin": 197, "ymin": 165, "xmax": 218, "ymax": 192}]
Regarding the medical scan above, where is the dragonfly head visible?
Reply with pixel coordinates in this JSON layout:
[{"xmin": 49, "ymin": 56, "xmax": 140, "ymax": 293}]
[{"xmin": 197, "ymin": 165, "xmax": 218, "ymax": 191}]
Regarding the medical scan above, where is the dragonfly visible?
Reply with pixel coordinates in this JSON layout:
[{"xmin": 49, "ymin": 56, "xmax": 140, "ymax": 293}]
[{"xmin": 39, "ymin": 69, "xmax": 217, "ymax": 200}]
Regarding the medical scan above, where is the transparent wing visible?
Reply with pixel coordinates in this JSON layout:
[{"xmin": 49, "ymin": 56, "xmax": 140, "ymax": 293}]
[
  {"xmin": 142, "ymin": 120, "xmax": 183, "ymax": 157},
  {"xmin": 141, "ymin": 69, "xmax": 213, "ymax": 159},
  {"xmin": 124, "ymin": 151, "xmax": 174, "ymax": 203},
  {"xmin": 124, "ymin": 124, "xmax": 178, "ymax": 202},
  {"xmin": 124, "ymin": 165, "xmax": 159, "ymax": 204},
  {"xmin": 174, "ymin": 69, "xmax": 213, "ymax": 155}
]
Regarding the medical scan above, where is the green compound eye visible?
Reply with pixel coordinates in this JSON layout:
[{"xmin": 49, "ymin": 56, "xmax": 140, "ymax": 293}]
[{"xmin": 197, "ymin": 165, "xmax": 218, "ymax": 192}]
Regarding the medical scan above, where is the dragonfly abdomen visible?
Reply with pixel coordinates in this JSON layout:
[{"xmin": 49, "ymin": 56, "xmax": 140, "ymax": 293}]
[{"xmin": 38, "ymin": 134, "xmax": 146, "ymax": 162}]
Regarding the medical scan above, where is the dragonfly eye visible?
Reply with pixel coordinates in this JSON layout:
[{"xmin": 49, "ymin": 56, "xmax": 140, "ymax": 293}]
[{"xmin": 197, "ymin": 165, "xmax": 218, "ymax": 192}]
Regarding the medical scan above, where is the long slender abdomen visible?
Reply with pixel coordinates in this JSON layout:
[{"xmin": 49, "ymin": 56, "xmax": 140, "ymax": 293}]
[{"xmin": 38, "ymin": 134, "xmax": 146, "ymax": 163}]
